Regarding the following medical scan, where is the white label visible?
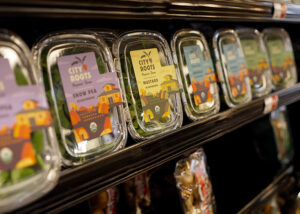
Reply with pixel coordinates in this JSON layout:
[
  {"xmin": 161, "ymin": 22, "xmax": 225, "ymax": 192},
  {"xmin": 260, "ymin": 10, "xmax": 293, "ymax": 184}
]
[
  {"xmin": 273, "ymin": 3, "xmax": 287, "ymax": 19},
  {"xmin": 264, "ymin": 95, "xmax": 279, "ymax": 114}
]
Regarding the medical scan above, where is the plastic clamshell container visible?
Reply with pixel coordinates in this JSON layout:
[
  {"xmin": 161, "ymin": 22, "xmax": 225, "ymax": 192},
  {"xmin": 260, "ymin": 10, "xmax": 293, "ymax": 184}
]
[
  {"xmin": 236, "ymin": 28, "xmax": 272, "ymax": 98},
  {"xmin": 32, "ymin": 31, "xmax": 127, "ymax": 165},
  {"xmin": 174, "ymin": 148, "xmax": 215, "ymax": 214},
  {"xmin": 113, "ymin": 31, "xmax": 183, "ymax": 141},
  {"xmin": 270, "ymin": 106, "xmax": 293, "ymax": 166},
  {"xmin": 0, "ymin": 30, "xmax": 60, "ymax": 212},
  {"xmin": 262, "ymin": 28, "xmax": 297, "ymax": 90},
  {"xmin": 171, "ymin": 29, "xmax": 220, "ymax": 121},
  {"xmin": 213, "ymin": 29, "xmax": 252, "ymax": 108},
  {"xmin": 88, "ymin": 29, "xmax": 119, "ymax": 50}
]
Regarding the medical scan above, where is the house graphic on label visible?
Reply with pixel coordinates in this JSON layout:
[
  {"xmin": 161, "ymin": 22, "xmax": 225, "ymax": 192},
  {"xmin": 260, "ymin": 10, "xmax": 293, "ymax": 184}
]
[
  {"xmin": 15, "ymin": 100, "xmax": 52, "ymax": 133},
  {"xmin": 98, "ymin": 83, "xmax": 122, "ymax": 106},
  {"xmin": 160, "ymin": 75, "xmax": 178, "ymax": 93},
  {"xmin": 70, "ymin": 83, "xmax": 122, "ymax": 143},
  {"xmin": 0, "ymin": 99, "xmax": 51, "ymax": 171}
]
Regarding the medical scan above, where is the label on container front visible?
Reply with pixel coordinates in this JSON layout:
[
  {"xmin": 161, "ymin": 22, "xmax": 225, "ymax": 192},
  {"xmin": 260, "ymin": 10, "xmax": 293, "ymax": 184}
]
[
  {"xmin": 183, "ymin": 45, "xmax": 217, "ymax": 106},
  {"xmin": 130, "ymin": 48, "xmax": 179, "ymax": 123},
  {"xmin": 266, "ymin": 39, "xmax": 295, "ymax": 84},
  {"xmin": 57, "ymin": 52, "xmax": 122, "ymax": 144},
  {"xmin": 0, "ymin": 58, "xmax": 52, "ymax": 171},
  {"xmin": 241, "ymin": 39, "xmax": 270, "ymax": 89},
  {"xmin": 223, "ymin": 43, "xmax": 248, "ymax": 98}
]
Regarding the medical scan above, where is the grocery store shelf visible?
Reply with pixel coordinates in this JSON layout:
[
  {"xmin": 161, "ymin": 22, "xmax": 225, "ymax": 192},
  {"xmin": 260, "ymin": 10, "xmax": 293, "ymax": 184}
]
[
  {"xmin": 238, "ymin": 166, "xmax": 295, "ymax": 214},
  {"xmin": 3, "ymin": 1, "xmax": 300, "ymax": 22},
  {"xmin": 17, "ymin": 83, "xmax": 300, "ymax": 214}
]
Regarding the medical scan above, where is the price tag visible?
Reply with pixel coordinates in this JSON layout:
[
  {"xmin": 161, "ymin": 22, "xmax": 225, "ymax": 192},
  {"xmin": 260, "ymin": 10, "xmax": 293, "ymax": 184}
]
[
  {"xmin": 264, "ymin": 95, "xmax": 279, "ymax": 114},
  {"xmin": 273, "ymin": 3, "xmax": 287, "ymax": 19}
]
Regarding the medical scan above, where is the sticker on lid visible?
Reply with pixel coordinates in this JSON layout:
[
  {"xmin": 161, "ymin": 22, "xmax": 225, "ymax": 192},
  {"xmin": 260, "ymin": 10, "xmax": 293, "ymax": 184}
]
[
  {"xmin": 241, "ymin": 39, "xmax": 270, "ymax": 89},
  {"xmin": 263, "ymin": 95, "xmax": 278, "ymax": 114},
  {"xmin": 130, "ymin": 48, "xmax": 179, "ymax": 123},
  {"xmin": 57, "ymin": 52, "xmax": 122, "ymax": 144},
  {"xmin": 223, "ymin": 43, "xmax": 248, "ymax": 98},
  {"xmin": 0, "ymin": 58, "xmax": 52, "ymax": 171},
  {"xmin": 273, "ymin": 3, "xmax": 287, "ymax": 19},
  {"xmin": 267, "ymin": 39, "xmax": 295, "ymax": 85},
  {"xmin": 183, "ymin": 45, "xmax": 217, "ymax": 107}
]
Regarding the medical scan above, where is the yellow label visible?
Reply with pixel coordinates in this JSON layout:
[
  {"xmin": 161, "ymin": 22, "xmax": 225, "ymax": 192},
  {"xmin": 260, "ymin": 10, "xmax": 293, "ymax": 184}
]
[
  {"xmin": 130, "ymin": 48, "xmax": 179, "ymax": 122},
  {"xmin": 130, "ymin": 48, "xmax": 179, "ymax": 97}
]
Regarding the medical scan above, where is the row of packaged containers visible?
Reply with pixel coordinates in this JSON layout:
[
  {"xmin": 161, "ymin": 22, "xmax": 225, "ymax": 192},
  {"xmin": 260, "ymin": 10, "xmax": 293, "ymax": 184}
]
[{"xmin": 0, "ymin": 27, "xmax": 297, "ymax": 211}]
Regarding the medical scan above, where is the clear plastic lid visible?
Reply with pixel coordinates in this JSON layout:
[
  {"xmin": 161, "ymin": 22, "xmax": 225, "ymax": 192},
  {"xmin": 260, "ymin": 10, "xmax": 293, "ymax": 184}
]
[
  {"xmin": 270, "ymin": 106, "xmax": 293, "ymax": 166},
  {"xmin": 213, "ymin": 29, "xmax": 252, "ymax": 107},
  {"xmin": 32, "ymin": 31, "xmax": 127, "ymax": 165},
  {"xmin": 88, "ymin": 29, "xmax": 119, "ymax": 50},
  {"xmin": 0, "ymin": 30, "xmax": 60, "ymax": 212},
  {"xmin": 174, "ymin": 148, "xmax": 215, "ymax": 214},
  {"xmin": 171, "ymin": 29, "xmax": 220, "ymax": 121},
  {"xmin": 262, "ymin": 28, "xmax": 297, "ymax": 90},
  {"xmin": 113, "ymin": 31, "xmax": 183, "ymax": 141},
  {"xmin": 236, "ymin": 28, "xmax": 273, "ymax": 98}
]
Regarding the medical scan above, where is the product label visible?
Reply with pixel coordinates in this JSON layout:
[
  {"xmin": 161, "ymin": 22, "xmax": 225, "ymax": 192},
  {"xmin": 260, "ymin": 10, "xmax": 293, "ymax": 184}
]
[
  {"xmin": 267, "ymin": 39, "xmax": 295, "ymax": 84},
  {"xmin": 183, "ymin": 45, "xmax": 217, "ymax": 106},
  {"xmin": 130, "ymin": 48, "xmax": 179, "ymax": 123},
  {"xmin": 273, "ymin": 3, "xmax": 287, "ymax": 19},
  {"xmin": 0, "ymin": 58, "xmax": 52, "ymax": 171},
  {"xmin": 263, "ymin": 95, "xmax": 278, "ymax": 114},
  {"xmin": 241, "ymin": 39, "xmax": 270, "ymax": 89},
  {"xmin": 57, "ymin": 52, "xmax": 122, "ymax": 144},
  {"xmin": 223, "ymin": 43, "xmax": 248, "ymax": 98},
  {"xmin": 135, "ymin": 173, "xmax": 149, "ymax": 200},
  {"xmin": 106, "ymin": 188, "xmax": 117, "ymax": 214}
]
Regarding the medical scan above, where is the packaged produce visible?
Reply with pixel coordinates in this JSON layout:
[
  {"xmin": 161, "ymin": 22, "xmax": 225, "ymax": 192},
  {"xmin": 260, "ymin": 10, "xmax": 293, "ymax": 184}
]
[
  {"xmin": 95, "ymin": 30, "xmax": 119, "ymax": 49},
  {"xmin": 213, "ymin": 29, "xmax": 252, "ymax": 107},
  {"xmin": 124, "ymin": 173, "xmax": 151, "ymax": 214},
  {"xmin": 32, "ymin": 31, "xmax": 127, "ymax": 165},
  {"xmin": 237, "ymin": 28, "xmax": 272, "ymax": 98},
  {"xmin": 113, "ymin": 31, "xmax": 183, "ymax": 140},
  {"xmin": 262, "ymin": 28, "xmax": 297, "ymax": 90},
  {"xmin": 254, "ymin": 195, "xmax": 281, "ymax": 214},
  {"xmin": 0, "ymin": 30, "xmax": 60, "ymax": 211},
  {"xmin": 171, "ymin": 29, "xmax": 220, "ymax": 121},
  {"xmin": 174, "ymin": 148, "xmax": 215, "ymax": 214},
  {"xmin": 270, "ymin": 106, "xmax": 293, "ymax": 165},
  {"xmin": 89, "ymin": 187, "xmax": 119, "ymax": 214}
]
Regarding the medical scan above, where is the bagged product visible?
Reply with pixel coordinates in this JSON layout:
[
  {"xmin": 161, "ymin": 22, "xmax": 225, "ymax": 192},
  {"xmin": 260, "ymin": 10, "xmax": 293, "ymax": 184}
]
[
  {"xmin": 174, "ymin": 148, "xmax": 215, "ymax": 214},
  {"xmin": 270, "ymin": 106, "xmax": 293, "ymax": 165},
  {"xmin": 90, "ymin": 187, "xmax": 119, "ymax": 214}
]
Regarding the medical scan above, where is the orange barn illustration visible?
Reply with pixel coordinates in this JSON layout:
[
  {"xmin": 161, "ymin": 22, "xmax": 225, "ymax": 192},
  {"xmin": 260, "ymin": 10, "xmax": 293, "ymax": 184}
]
[
  {"xmin": 14, "ymin": 100, "xmax": 52, "ymax": 138},
  {"xmin": 98, "ymin": 83, "xmax": 122, "ymax": 105},
  {"xmin": 161, "ymin": 75, "xmax": 178, "ymax": 93},
  {"xmin": 15, "ymin": 100, "xmax": 52, "ymax": 129}
]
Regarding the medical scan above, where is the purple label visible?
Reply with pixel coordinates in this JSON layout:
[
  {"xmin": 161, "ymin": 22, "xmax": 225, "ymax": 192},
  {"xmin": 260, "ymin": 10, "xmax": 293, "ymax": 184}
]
[
  {"xmin": 0, "ymin": 58, "xmax": 52, "ymax": 171},
  {"xmin": 57, "ymin": 52, "xmax": 122, "ymax": 144}
]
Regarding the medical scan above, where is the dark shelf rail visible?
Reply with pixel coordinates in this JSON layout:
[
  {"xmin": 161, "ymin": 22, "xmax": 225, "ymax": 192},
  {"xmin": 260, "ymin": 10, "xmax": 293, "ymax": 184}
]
[
  {"xmin": 15, "ymin": 83, "xmax": 300, "ymax": 213},
  {"xmin": 0, "ymin": 0, "xmax": 278, "ymax": 21},
  {"xmin": 238, "ymin": 166, "xmax": 295, "ymax": 214}
]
